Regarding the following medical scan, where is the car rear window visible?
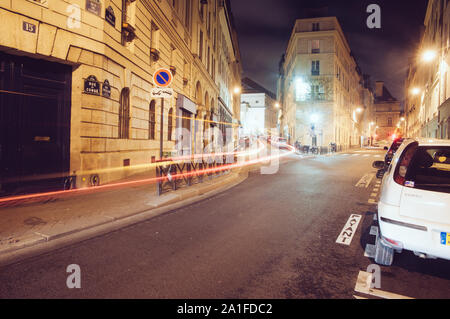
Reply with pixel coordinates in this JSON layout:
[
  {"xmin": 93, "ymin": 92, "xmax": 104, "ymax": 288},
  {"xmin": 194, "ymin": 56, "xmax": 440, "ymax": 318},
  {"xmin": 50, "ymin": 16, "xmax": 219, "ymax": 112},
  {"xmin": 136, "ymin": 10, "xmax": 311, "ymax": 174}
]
[{"xmin": 404, "ymin": 146, "xmax": 450, "ymax": 194}]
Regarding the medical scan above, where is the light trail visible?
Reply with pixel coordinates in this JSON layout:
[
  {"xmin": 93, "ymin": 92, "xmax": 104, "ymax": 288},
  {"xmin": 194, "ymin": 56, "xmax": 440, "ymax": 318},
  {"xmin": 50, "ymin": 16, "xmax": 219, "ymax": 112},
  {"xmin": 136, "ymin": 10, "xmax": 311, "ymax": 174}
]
[{"xmin": 0, "ymin": 143, "xmax": 293, "ymax": 205}]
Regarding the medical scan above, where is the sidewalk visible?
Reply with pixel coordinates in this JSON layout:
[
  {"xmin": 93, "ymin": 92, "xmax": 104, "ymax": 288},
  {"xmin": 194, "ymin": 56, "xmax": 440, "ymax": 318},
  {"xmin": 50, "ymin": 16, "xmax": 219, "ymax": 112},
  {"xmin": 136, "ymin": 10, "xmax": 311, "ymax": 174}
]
[{"xmin": 0, "ymin": 167, "xmax": 249, "ymax": 256}]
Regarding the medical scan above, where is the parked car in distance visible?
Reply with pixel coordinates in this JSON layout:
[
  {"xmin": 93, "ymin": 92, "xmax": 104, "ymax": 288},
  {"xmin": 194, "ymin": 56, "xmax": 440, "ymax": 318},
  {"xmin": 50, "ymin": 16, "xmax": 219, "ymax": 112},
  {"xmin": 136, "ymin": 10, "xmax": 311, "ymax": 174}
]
[
  {"xmin": 384, "ymin": 137, "xmax": 404, "ymax": 166},
  {"xmin": 372, "ymin": 138, "xmax": 450, "ymax": 266}
]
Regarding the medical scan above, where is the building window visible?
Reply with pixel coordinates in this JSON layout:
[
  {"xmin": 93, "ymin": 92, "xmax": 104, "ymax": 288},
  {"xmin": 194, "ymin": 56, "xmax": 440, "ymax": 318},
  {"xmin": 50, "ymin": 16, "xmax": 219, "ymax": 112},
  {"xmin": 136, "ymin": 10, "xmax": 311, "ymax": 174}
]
[
  {"xmin": 199, "ymin": 30, "xmax": 203, "ymax": 60},
  {"xmin": 311, "ymin": 60, "xmax": 320, "ymax": 76},
  {"xmin": 149, "ymin": 100, "xmax": 156, "ymax": 140},
  {"xmin": 312, "ymin": 22, "xmax": 320, "ymax": 31},
  {"xmin": 388, "ymin": 117, "xmax": 393, "ymax": 126},
  {"xmin": 312, "ymin": 40, "xmax": 320, "ymax": 54},
  {"xmin": 119, "ymin": 88, "xmax": 131, "ymax": 139},
  {"xmin": 185, "ymin": 0, "xmax": 191, "ymax": 30},
  {"xmin": 168, "ymin": 108, "xmax": 174, "ymax": 141}
]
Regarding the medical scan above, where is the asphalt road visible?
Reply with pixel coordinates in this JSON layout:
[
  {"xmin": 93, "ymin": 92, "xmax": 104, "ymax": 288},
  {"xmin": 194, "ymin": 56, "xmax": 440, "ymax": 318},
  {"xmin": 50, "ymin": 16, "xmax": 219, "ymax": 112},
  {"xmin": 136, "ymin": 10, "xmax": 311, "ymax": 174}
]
[{"xmin": 1, "ymin": 149, "xmax": 450, "ymax": 299}]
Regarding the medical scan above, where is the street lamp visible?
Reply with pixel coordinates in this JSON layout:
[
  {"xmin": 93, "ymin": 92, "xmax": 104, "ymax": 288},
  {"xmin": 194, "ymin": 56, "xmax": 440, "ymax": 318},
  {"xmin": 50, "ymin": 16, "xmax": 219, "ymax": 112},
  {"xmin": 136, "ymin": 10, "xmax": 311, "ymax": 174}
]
[
  {"xmin": 233, "ymin": 86, "xmax": 241, "ymax": 94},
  {"xmin": 422, "ymin": 49, "xmax": 437, "ymax": 63},
  {"xmin": 275, "ymin": 102, "xmax": 280, "ymax": 109},
  {"xmin": 411, "ymin": 87, "xmax": 421, "ymax": 95}
]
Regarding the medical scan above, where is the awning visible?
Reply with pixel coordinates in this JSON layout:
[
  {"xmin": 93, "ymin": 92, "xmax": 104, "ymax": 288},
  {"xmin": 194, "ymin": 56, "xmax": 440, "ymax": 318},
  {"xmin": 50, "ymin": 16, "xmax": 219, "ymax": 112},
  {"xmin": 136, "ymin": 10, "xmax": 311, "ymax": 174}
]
[{"xmin": 176, "ymin": 94, "xmax": 197, "ymax": 114}]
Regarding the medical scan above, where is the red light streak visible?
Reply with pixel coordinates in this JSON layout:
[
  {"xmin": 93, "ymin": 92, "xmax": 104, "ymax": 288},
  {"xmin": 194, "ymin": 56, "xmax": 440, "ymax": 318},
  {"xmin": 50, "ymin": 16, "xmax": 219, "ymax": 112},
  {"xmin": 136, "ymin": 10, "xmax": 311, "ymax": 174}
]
[{"xmin": 0, "ymin": 143, "xmax": 293, "ymax": 205}]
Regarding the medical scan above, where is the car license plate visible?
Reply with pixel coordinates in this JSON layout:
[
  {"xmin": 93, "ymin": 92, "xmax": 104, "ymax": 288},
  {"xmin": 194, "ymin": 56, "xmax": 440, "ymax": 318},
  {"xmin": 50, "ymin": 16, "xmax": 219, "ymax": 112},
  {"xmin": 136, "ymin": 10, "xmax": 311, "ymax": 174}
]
[{"xmin": 441, "ymin": 232, "xmax": 450, "ymax": 246}]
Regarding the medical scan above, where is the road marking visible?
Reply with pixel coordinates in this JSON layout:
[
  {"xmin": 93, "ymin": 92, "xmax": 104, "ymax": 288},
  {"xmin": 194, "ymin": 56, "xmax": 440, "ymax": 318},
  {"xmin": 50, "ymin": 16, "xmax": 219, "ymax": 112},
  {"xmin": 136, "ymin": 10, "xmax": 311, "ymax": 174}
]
[
  {"xmin": 363, "ymin": 154, "xmax": 370, "ymax": 157},
  {"xmin": 374, "ymin": 155, "xmax": 381, "ymax": 158},
  {"xmin": 354, "ymin": 271, "xmax": 414, "ymax": 299},
  {"xmin": 370, "ymin": 193, "xmax": 378, "ymax": 197},
  {"xmin": 353, "ymin": 295, "xmax": 368, "ymax": 299},
  {"xmin": 355, "ymin": 173, "xmax": 375, "ymax": 188},
  {"xmin": 370, "ymin": 226, "xmax": 379, "ymax": 236},
  {"xmin": 336, "ymin": 214, "xmax": 362, "ymax": 246},
  {"xmin": 364, "ymin": 244, "xmax": 376, "ymax": 258},
  {"xmin": 368, "ymin": 199, "xmax": 377, "ymax": 204},
  {"xmin": 373, "ymin": 213, "xmax": 378, "ymax": 221}
]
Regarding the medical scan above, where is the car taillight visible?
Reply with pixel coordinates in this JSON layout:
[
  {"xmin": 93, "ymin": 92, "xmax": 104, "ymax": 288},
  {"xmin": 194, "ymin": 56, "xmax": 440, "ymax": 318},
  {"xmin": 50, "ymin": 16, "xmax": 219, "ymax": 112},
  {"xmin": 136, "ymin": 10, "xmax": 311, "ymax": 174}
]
[
  {"xmin": 393, "ymin": 143, "xmax": 418, "ymax": 186},
  {"xmin": 385, "ymin": 238, "xmax": 400, "ymax": 247}
]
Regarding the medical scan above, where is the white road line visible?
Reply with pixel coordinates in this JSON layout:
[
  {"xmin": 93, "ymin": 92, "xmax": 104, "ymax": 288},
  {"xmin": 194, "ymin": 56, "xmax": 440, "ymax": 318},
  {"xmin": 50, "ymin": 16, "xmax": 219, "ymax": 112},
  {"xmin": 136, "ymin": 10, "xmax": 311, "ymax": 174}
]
[
  {"xmin": 370, "ymin": 226, "xmax": 379, "ymax": 236},
  {"xmin": 355, "ymin": 173, "xmax": 375, "ymax": 188},
  {"xmin": 354, "ymin": 271, "xmax": 414, "ymax": 299},
  {"xmin": 363, "ymin": 154, "xmax": 370, "ymax": 157},
  {"xmin": 373, "ymin": 213, "xmax": 378, "ymax": 221},
  {"xmin": 336, "ymin": 214, "xmax": 362, "ymax": 246},
  {"xmin": 364, "ymin": 244, "xmax": 376, "ymax": 258}
]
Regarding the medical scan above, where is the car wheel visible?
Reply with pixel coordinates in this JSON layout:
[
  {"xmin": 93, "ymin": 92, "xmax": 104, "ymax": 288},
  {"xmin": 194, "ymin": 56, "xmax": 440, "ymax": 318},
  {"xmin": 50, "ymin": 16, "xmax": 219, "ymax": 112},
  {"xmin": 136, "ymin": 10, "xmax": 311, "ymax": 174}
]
[{"xmin": 374, "ymin": 237, "xmax": 394, "ymax": 266}]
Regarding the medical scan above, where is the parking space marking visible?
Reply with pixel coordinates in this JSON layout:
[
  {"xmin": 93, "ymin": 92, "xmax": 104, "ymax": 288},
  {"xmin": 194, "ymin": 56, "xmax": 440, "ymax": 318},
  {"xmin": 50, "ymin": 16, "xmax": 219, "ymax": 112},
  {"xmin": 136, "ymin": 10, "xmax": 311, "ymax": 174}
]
[
  {"xmin": 364, "ymin": 244, "xmax": 376, "ymax": 258},
  {"xmin": 354, "ymin": 271, "xmax": 414, "ymax": 299},
  {"xmin": 355, "ymin": 173, "xmax": 375, "ymax": 188},
  {"xmin": 336, "ymin": 214, "xmax": 362, "ymax": 246},
  {"xmin": 370, "ymin": 226, "xmax": 379, "ymax": 236}
]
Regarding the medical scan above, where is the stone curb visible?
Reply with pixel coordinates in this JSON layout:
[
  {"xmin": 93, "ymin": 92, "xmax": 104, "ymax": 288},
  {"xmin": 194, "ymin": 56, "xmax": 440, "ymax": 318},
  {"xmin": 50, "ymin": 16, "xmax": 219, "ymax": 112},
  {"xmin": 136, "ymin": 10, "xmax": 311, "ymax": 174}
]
[{"xmin": 0, "ymin": 169, "xmax": 248, "ymax": 259}]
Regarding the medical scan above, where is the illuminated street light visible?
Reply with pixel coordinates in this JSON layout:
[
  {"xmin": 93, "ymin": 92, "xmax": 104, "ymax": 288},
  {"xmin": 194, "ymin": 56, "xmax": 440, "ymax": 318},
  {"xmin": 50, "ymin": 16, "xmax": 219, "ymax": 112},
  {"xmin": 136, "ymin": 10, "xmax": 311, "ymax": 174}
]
[
  {"xmin": 411, "ymin": 87, "xmax": 421, "ymax": 95},
  {"xmin": 355, "ymin": 107, "xmax": 363, "ymax": 113},
  {"xmin": 275, "ymin": 103, "xmax": 280, "ymax": 108},
  {"xmin": 400, "ymin": 117, "xmax": 405, "ymax": 122},
  {"xmin": 310, "ymin": 113, "xmax": 320, "ymax": 124},
  {"xmin": 422, "ymin": 50, "xmax": 437, "ymax": 62},
  {"xmin": 233, "ymin": 87, "xmax": 241, "ymax": 94}
]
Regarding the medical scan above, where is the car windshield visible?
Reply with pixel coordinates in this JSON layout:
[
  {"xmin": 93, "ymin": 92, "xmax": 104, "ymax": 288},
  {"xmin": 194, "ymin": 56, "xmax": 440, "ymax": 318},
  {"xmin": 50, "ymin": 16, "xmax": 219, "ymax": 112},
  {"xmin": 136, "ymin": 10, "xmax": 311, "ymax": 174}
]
[{"xmin": 405, "ymin": 146, "xmax": 450, "ymax": 194}]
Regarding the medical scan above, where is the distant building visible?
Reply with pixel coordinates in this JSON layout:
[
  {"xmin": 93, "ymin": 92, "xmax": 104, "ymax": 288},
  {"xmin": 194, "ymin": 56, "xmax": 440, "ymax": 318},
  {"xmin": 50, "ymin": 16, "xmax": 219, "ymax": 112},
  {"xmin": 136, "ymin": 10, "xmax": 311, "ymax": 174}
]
[
  {"xmin": 277, "ymin": 17, "xmax": 367, "ymax": 149},
  {"xmin": 372, "ymin": 81, "xmax": 403, "ymax": 141},
  {"xmin": 240, "ymin": 78, "xmax": 279, "ymax": 137}
]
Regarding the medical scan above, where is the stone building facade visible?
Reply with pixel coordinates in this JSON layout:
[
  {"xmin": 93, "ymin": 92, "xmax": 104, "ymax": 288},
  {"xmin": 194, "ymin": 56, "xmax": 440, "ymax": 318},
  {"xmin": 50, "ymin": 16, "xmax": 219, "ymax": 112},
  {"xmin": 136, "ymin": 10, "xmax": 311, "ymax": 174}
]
[
  {"xmin": 405, "ymin": 0, "xmax": 450, "ymax": 140},
  {"xmin": 372, "ymin": 81, "xmax": 403, "ymax": 141},
  {"xmin": 277, "ymin": 17, "xmax": 366, "ymax": 149},
  {"xmin": 0, "ymin": 0, "xmax": 241, "ymax": 195},
  {"xmin": 240, "ymin": 78, "xmax": 279, "ymax": 137}
]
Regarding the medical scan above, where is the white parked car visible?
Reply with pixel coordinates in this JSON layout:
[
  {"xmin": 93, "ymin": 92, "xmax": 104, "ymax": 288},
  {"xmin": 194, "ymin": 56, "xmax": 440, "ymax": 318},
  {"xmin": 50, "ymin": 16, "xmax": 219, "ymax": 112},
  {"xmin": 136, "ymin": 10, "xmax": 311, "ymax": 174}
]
[{"xmin": 373, "ymin": 138, "xmax": 450, "ymax": 266}]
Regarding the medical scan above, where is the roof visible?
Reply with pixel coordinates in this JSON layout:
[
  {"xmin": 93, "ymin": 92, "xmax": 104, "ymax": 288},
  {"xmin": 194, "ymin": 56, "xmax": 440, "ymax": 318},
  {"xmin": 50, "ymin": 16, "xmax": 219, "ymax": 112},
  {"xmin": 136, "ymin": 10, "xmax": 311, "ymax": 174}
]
[
  {"xmin": 415, "ymin": 138, "xmax": 450, "ymax": 147},
  {"xmin": 241, "ymin": 77, "xmax": 277, "ymax": 100},
  {"xmin": 375, "ymin": 85, "xmax": 397, "ymax": 103}
]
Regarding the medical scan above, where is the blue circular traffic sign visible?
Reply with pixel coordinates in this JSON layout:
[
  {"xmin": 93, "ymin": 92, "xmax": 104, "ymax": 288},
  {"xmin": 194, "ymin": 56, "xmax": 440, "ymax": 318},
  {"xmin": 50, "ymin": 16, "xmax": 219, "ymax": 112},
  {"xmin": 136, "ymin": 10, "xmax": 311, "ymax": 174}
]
[{"xmin": 153, "ymin": 69, "xmax": 173, "ymax": 88}]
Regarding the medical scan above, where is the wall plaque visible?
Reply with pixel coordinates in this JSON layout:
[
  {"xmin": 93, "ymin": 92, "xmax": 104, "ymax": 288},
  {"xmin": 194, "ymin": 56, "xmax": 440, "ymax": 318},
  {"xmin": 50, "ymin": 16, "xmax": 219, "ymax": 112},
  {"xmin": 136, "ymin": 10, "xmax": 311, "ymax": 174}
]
[
  {"xmin": 86, "ymin": 0, "xmax": 101, "ymax": 16},
  {"xmin": 102, "ymin": 80, "xmax": 111, "ymax": 98},
  {"xmin": 105, "ymin": 6, "xmax": 116, "ymax": 27},
  {"xmin": 84, "ymin": 75, "xmax": 100, "ymax": 95}
]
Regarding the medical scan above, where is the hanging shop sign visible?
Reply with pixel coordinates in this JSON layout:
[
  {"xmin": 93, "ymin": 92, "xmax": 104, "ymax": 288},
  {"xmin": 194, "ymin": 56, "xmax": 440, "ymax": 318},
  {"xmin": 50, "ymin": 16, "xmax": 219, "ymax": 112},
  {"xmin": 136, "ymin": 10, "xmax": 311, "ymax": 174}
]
[
  {"xmin": 102, "ymin": 80, "xmax": 111, "ymax": 98},
  {"xmin": 84, "ymin": 75, "xmax": 100, "ymax": 95},
  {"xmin": 86, "ymin": 0, "xmax": 101, "ymax": 16},
  {"xmin": 105, "ymin": 6, "xmax": 116, "ymax": 27}
]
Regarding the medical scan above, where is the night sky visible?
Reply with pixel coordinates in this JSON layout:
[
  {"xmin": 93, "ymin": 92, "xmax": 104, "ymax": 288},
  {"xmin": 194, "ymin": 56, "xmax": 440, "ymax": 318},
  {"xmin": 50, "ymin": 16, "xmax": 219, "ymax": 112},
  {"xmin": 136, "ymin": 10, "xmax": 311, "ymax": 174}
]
[{"xmin": 229, "ymin": 0, "xmax": 429, "ymax": 101}]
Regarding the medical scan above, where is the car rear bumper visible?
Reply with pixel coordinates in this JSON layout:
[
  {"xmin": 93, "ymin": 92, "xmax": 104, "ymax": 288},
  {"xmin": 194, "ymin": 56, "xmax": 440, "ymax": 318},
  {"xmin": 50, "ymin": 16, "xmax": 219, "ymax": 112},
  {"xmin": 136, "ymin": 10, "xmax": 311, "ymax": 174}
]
[{"xmin": 378, "ymin": 201, "xmax": 450, "ymax": 260}]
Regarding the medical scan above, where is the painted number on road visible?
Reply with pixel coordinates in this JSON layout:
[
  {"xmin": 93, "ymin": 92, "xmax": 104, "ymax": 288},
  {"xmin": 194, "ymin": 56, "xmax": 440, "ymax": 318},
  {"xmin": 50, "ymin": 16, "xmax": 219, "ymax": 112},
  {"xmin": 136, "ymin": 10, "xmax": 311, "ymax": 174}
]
[{"xmin": 336, "ymin": 214, "xmax": 362, "ymax": 246}]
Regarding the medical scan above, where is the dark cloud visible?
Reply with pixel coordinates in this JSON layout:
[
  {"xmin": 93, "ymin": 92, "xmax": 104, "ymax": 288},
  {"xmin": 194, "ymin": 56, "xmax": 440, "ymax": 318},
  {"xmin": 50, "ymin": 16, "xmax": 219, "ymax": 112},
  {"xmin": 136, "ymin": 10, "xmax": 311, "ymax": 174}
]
[{"xmin": 230, "ymin": 0, "xmax": 428, "ymax": 100}]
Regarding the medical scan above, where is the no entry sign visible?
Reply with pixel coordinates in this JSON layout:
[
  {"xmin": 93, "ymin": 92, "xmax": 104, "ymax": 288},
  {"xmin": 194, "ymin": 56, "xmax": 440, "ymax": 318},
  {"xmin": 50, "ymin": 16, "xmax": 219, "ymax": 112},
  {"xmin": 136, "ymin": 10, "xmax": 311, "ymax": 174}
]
[{"xmin": 153, "ymin": 69, "xmax": 173, "ymax": 88}]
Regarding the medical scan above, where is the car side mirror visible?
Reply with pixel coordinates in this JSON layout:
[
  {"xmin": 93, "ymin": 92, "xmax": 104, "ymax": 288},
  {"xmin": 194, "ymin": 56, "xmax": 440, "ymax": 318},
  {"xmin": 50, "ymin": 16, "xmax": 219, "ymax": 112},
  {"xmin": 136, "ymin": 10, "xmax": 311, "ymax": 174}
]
[
  {"xmin": 372, "ymin": 161, "xmax": 385, "ymax": 169},
  {"xmin": 384, "ymin": 146, "xmax": 389, "ymax": 150}
]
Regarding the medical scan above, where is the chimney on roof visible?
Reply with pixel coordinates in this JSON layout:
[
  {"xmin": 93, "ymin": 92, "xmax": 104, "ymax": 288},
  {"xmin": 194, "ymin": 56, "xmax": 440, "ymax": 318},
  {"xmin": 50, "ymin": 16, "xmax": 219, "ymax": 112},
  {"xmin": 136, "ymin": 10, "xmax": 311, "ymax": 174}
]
[{"xmin": 375, "ymin": 81, "xmax": 384, "ymax": 98}]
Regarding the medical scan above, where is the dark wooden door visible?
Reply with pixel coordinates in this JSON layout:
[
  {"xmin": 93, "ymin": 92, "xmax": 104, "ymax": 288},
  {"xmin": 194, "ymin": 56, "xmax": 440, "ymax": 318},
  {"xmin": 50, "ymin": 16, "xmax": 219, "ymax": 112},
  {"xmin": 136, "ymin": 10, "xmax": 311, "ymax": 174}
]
[{"xmin": 0, "ymin": 52, "xmax": 72, "ymax": 195}]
